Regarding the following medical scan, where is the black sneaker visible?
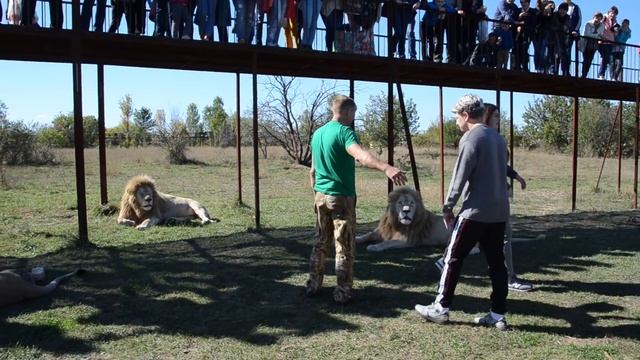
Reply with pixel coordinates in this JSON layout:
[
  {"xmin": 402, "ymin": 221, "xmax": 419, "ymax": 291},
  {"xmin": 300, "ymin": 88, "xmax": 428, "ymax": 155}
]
[
  {"xmin": 474, "ymin": 313, "xmax": 508, "ymax": 331},
  {"xmin": 508, "ymin": 277, "xmax": 533, "ymax": 292}
]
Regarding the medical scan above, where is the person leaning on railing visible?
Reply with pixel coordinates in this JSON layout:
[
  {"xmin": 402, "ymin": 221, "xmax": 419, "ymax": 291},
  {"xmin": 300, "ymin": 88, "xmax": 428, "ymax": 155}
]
[
  {"xmin": 233, "ymin": 0, "xmax": 257, "ymax": 44},
  {"xmin": 563, "ymin": 0, "xmax": 581, "ymax": 65},
  {"xmin": 468, "ymin": 30, "xmax": 498, "ymax": 67},
  {"xmin": 611, "ymin": 19, "xmax": 631, "ymax": 82},
  {"xmin": 413, "ymin": 0, "xmax": 456, "ymax": 63},
  {"xmin": 549, "ymin": 2, "xmax": 570, "ymax": 76},
  {"xmin": 457, "ymin": 0, "xmax": 485, "ymax": 65},
  {"xmin": 80, "ymin": 0, "xmax": 108, "ymax": 31},
  {"xmin": 597, "ymin": 5, "xmax": 617, "ymax": 80},
  {"xmin": 383, "ymin": 0, "xmax": 420, "ymax": 59},
  {"xmin": 320, "ymin": 0, "xmax": 345, "ymax": 51},
  {"xmin": 578, "ymin": 11, "xmax": 603, "ymax": 78},
  {"xmin": 513, "ymin": 0, "xmax": 536, "ymax": 72},
  {"xmin": 534, "ymin": 0, "xmax": 554, "ymax": 74}
]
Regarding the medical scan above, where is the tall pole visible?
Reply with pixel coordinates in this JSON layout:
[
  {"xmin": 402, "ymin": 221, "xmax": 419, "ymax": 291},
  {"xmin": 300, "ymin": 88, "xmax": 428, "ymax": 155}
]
[
  {"xmin": 396, "ymin": 83, "xmax": 420, "ymax": 194},
  {"xmin": 387, "ymin": 4, "xmax": 395, "ymax": 193},
  {"xmin": 73, "ymin": 63, "xmax": 88, "ymax": 244},
  {"xmin": 572, "ymin": 96, "xmax": 579, "ymax": 211},
  {"xmin": 252, "ymin": 56, "xmax": 261, "ymax": 229},
  {"xmin": 618, "ymin": 100, "xmax": 623, "ymax": 193},
  {"xmin": 387, "ymin": 80, "xmax": 394, "ymax": 193},
  {"xmin": 98, "ymin": 64, "xmax": 108, "ymax": 205},
  {"xmin": 349, "ymin": 79, "xmax": 355, "ymax": 100},
  {"xmin": 439, "ymin": 86, "xmax": 444, "ymax": 205},
  {"xmin": 634, "ymin": 87, "xmax": 639, "ymax": 209},
  {"xmin": 574, "ymin": 39, "xmax": 579, "ymax": 77},
  {"xmin": 349, "ymin": 79, "xmax": 355, "ymax": 130},
  {"xmin": 496, "ymin": 89, "xmax": 501, "ymax": 132},
  {"xmin": 236, "ymin": 73, "xmax": 242, "ymax": 204},
  {"xmin": 509, "ymin": 91, "xmax": 514, "ymax": 194}
]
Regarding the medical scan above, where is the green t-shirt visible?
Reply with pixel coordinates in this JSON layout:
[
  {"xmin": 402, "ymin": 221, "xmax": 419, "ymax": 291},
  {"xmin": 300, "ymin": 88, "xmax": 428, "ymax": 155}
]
[{"xmin": 311, "ymin": 120, "xmax": 360, "ymax": 197}]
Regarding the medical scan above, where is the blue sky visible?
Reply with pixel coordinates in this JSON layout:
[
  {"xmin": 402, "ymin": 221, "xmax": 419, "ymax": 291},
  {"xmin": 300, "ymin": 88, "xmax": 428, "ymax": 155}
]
[{"xmin": 1, "ymin": 0, "xmax": 638, "ymax": 130}]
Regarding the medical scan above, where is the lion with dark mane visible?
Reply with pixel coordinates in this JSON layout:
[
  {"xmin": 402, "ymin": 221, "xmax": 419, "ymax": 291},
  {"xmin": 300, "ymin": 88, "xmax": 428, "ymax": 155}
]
[
  {"xmin": 117, "ymin": 175, "xmax": 215, "ymax": 230},
  {"xmin": 356, "ymin": 187, "xmax": 450, "ymax": 252}
]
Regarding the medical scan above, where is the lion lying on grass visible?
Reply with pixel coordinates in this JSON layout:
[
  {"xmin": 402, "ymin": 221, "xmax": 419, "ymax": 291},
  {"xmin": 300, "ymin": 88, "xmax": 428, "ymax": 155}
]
[
  {"xmin": 356, "ymin": 187, "xmax": 450, "ymax": 252},
  {"xmin": 117, "ymin": 175, "xmax": 217, "ymax": 230},
  {"xmin": 0, "ymin": 269, "xmax": 84, "ymax": 307}
]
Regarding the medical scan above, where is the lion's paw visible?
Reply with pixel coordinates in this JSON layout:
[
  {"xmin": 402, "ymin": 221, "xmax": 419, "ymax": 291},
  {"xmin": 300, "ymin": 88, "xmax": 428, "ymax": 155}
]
[
  {"xmin": 118, "ymin": 219, "xmax": 137, "ymax": 227},
  {"xmin": 135, "ymin": 224, "xmax": 149, "ymax": 231}
]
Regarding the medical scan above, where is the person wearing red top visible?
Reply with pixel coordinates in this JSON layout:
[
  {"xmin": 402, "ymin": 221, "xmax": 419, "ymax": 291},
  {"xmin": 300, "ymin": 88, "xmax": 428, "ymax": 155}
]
[{"xmin": 597, "ymin": 6, "xmax": 618, "ymax": 80}]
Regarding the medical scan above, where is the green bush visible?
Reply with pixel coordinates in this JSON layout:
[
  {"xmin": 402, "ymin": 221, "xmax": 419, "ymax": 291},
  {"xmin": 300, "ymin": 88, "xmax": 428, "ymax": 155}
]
[{"xmin": 0, "ymin": 120, "xmax": 56, "ymax": 165}]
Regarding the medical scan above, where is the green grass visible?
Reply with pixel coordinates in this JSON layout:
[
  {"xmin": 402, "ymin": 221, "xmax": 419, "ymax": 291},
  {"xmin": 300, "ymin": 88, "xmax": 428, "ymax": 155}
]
[{"xmin": 1, "ymin": 146, "xmax": 639, "ymax": 359}]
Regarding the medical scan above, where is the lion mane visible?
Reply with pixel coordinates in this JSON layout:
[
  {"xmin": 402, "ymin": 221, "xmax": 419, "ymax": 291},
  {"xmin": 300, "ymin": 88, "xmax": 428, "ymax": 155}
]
[
  {"xmin": 118, "ymin": 175, "xmax": 158, "ymax": 224},
  {"xmin": 356, "ymin": 187, "xmax": 450, "ymax": 251}
]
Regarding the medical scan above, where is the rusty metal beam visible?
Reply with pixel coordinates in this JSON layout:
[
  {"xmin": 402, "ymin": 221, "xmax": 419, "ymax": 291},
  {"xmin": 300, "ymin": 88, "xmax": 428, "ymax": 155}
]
[
  {"xmin": 510, "ymin": 91, "xmax": 514, "ymax": 194},
  {"xmin": 572, "ymin": 96, "xmax": 579, "ymax": 211},
  {"xmin": 252, "ymin": 55, "xmax": 260, "ymax": 229},
  {"xmin": 72, "ymin": 62, "xmax": 88, "ymax": 244},
  {"xmin": 236, "ymin": 73, "xmax": 242, "ymax": 204},
  {"xmin": 439, "ymin": 86, "xmax": 444, "ymax": 205},
  {"xmin": 635, "ymin": 88, "xmax": 639, "ymax": 209},
  {"xmin": 387, "ymin": 80, "xmax": 394, "ymax": 193},
  {"xmin": 618, "ymin": 100, "xmax": 623, "ymax": 193},
  {"xmin": 396, "ymin": 83, "xmax": 420, "ymax": 194},
  {"xmin": 98, "ymin": 64, "xmax": 108, "ymax": 205}
]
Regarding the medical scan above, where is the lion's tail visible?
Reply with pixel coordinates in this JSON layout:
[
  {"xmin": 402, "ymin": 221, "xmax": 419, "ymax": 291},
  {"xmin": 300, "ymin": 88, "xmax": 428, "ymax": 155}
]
[{"xmin": 31, "ymin": 269, "xmax": 86, "ymax": 298}]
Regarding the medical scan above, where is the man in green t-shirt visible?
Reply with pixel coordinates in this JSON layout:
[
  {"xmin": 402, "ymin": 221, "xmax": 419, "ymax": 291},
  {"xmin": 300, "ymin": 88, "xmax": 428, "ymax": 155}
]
[{"xmin": 306, "ymin": 95, "xmax": 407, "ymax": 304}]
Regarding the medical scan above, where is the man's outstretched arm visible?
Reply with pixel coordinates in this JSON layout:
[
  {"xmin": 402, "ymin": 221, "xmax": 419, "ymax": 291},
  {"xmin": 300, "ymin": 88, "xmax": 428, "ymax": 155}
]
[{"xmin": 347, "ymin": 143, "xmax": 407, "ymax": 186}]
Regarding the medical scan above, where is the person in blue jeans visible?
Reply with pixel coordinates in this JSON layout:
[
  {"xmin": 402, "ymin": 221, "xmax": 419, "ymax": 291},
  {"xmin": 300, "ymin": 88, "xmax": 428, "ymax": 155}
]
[
  {"xmin": 407, "ymin": 9, "xmax": 418, "ymax": 59},
  {"xmin": 265, "ymin": 0, "xmax": 285, "ymax": 46},
  {"xmin": 233, "ymin": 0, "xmax": 257, "ymax": 43},
  {"xmin": 386, "ymin": 0, "xmax": 419, "ymax": 59},
  {"xmin": 154, "ymin": 0, "xmax": 172, "ymax": 37},
  {"xmin": 414, "ymin": 0, "xmax": 456, "ymax": 63},
  {"xmin": 80, "ymin": 0, "xmax": 108, "ymax": 31},
  {"xmin": 299, "ymin": 0, "xmax": 322, "ymax": 49},
  {"xmin": 611, "ymin": 19, "xmax": 631, "ymax": 81}
]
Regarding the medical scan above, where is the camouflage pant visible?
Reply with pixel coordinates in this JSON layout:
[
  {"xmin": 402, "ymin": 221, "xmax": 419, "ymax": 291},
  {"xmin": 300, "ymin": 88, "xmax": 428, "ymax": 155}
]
[{"xmin": 306, "ymin": 192, "xmax": 356, "ymax": 303}]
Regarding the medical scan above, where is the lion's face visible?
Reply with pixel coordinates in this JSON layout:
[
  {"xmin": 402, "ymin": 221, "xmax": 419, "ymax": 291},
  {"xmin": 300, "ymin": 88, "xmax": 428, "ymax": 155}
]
[
  {"xmin": 394, "ymin": 193, "xmax": 418, "ymax": 226},
  {"xmin": 135, "ymin": 186, "xmax": 155, "ymax": 212}
]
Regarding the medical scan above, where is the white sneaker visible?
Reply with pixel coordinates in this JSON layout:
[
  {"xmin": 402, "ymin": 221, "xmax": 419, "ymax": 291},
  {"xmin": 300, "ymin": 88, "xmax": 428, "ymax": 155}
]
[{"xmin": 415, "ymin": 303, "xmax": 449, "ymax": 324}]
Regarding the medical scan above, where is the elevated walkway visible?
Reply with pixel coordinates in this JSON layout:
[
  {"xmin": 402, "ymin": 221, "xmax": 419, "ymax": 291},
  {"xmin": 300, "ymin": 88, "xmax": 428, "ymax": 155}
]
[{"xmin": 1, "ymin": 26, "xmax": 638, "ymax": 102}]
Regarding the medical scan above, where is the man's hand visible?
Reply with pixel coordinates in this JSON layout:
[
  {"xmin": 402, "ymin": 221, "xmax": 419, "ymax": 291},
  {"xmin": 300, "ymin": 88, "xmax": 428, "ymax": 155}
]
[
  {"xmin": 515, "ymin": 174, "xmax": 527, "ymax": 190},
  {"xmin": 384, "ymin": 165, "xmax": 407, "ymax": 186},
  {"xmin": 443, "ymin": 210, "xmax": 455, "ymax": 230}
]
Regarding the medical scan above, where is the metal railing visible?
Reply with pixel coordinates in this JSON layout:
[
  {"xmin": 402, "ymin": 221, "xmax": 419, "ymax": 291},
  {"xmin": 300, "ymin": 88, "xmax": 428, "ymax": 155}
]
[{"xmin": 4, "ymin": 0, "xmax": 639, "ymax": 83}]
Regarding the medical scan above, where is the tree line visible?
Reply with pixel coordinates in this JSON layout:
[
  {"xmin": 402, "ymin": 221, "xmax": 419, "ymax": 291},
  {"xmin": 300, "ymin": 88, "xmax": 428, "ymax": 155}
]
[{"xmin": 1, "ymin": 79, "xmax": 637, "ymax": 167}]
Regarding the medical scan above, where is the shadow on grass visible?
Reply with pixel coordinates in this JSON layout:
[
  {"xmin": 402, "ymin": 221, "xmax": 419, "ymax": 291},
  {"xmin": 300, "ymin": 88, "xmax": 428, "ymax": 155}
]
[{"xmin": 0, "ymin": 210, "xmax": 638, "ymax": 354}]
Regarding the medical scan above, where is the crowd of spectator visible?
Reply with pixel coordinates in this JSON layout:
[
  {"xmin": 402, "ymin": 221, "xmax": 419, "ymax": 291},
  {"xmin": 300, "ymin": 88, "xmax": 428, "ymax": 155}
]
[{"xmin": 1, "ymin": 0, "xmax": 638, "ymax": 81}]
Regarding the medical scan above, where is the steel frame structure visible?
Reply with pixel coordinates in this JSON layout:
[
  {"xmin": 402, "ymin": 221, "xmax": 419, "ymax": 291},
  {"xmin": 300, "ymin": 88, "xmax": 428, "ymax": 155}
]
[{"xmin": 1, "ymin": 24, "xmax": 638, "ymax": 244}]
